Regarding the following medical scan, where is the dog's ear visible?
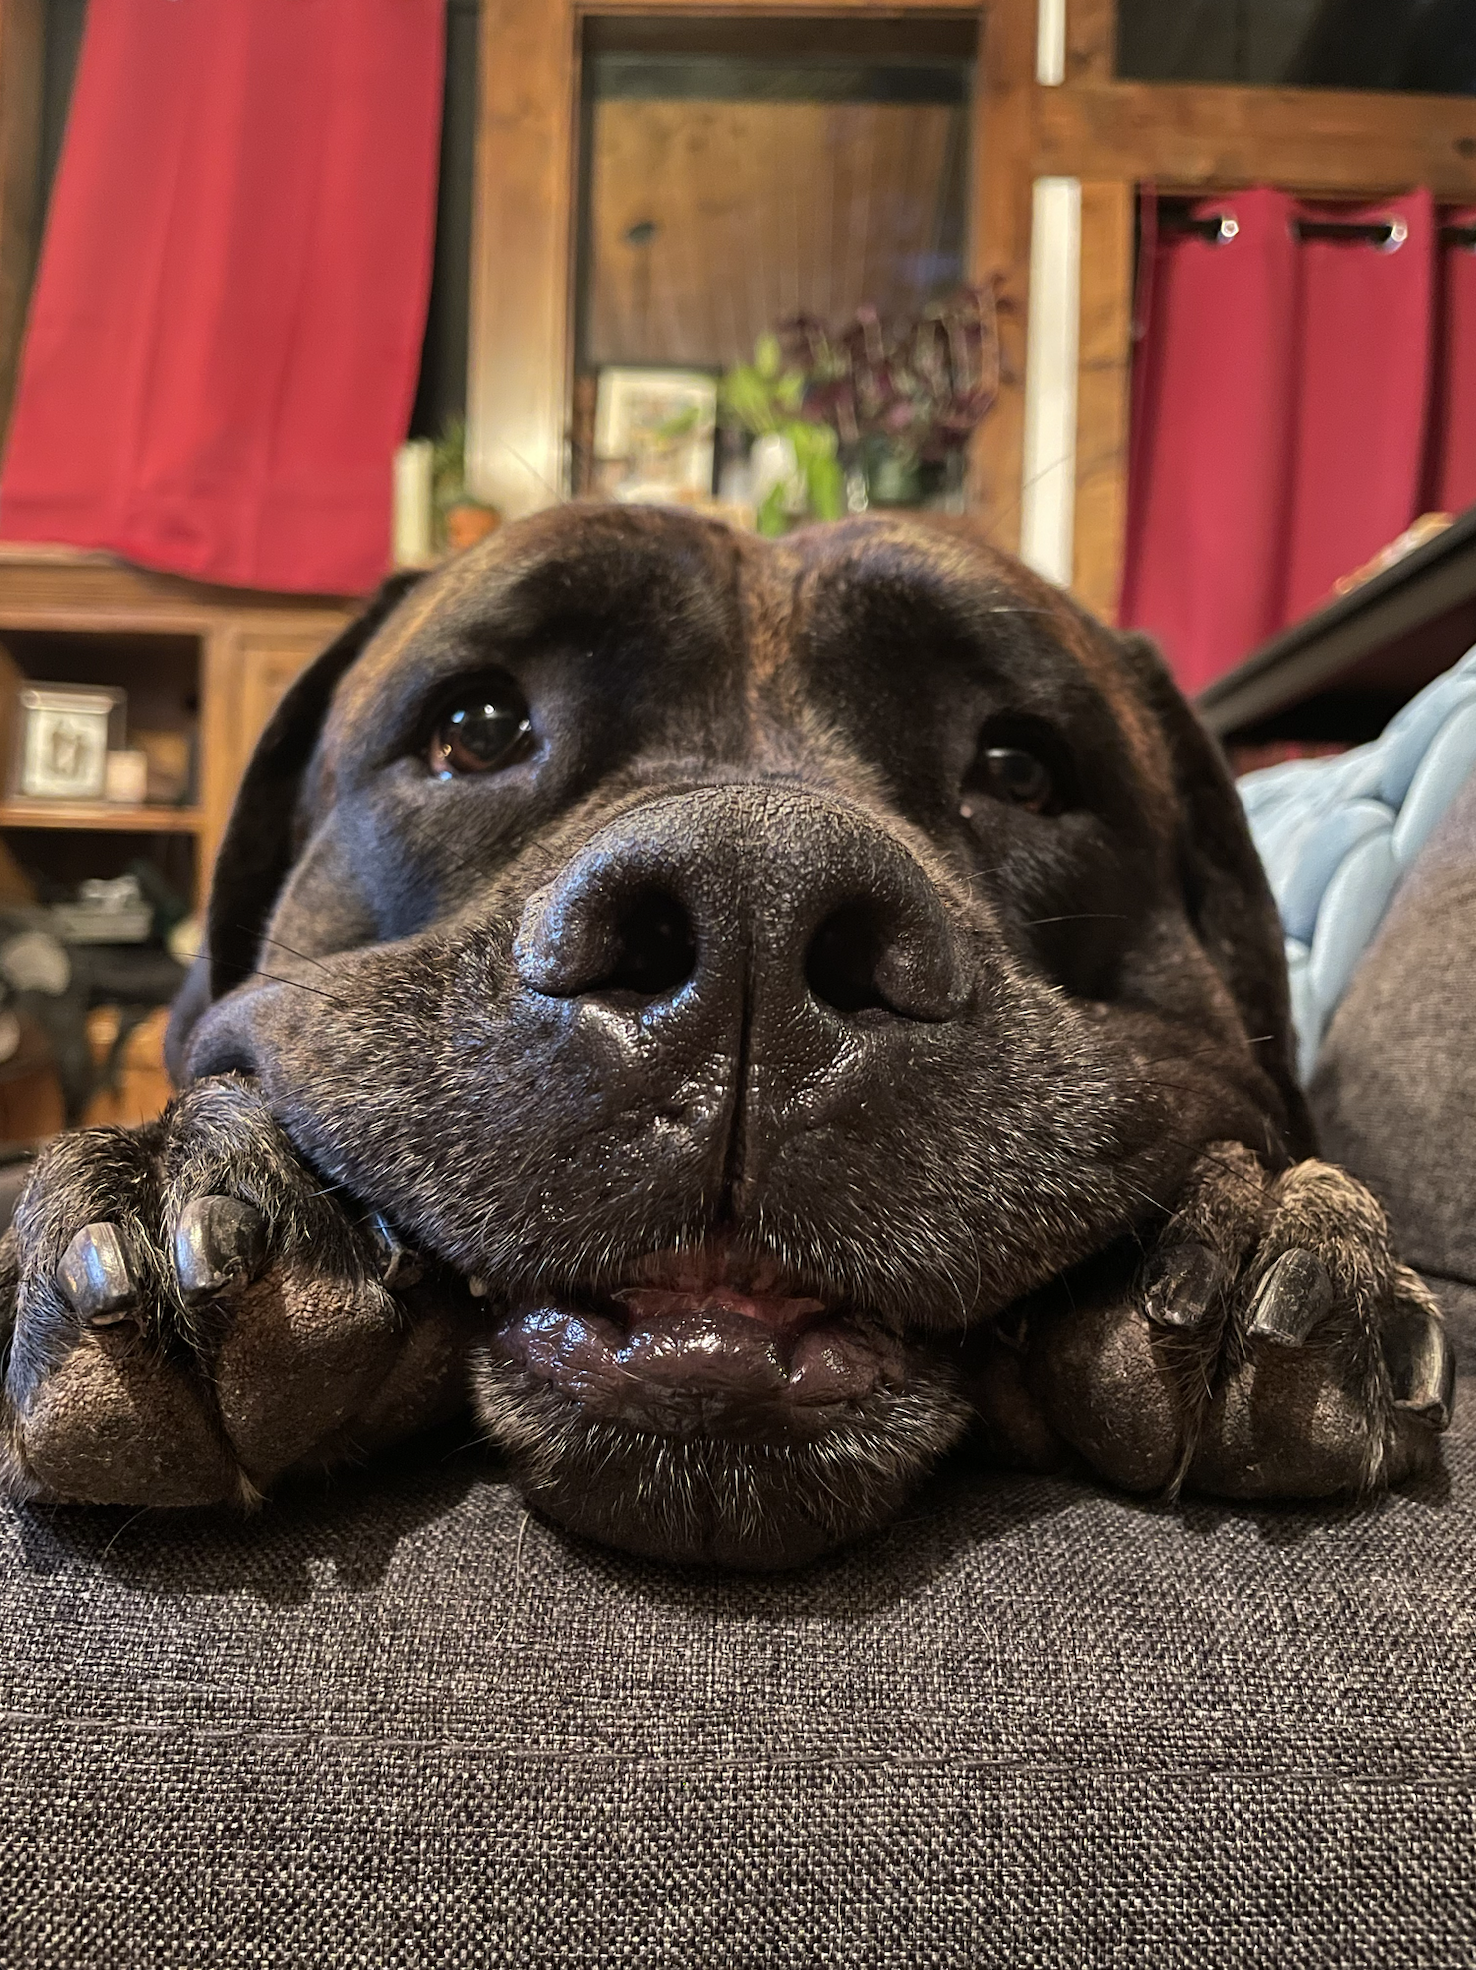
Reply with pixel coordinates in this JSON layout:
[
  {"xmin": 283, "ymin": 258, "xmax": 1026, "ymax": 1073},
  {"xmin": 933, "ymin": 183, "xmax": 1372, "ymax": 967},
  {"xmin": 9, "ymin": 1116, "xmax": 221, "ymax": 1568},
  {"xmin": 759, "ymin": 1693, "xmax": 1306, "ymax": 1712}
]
[
  {"xmin": 1113, "ymin": 629, "xmax": 1315, "ymax": 1158},
  {"xmin": 205, "ymin": 570, "xmax": 427, "ymax": 1002}
]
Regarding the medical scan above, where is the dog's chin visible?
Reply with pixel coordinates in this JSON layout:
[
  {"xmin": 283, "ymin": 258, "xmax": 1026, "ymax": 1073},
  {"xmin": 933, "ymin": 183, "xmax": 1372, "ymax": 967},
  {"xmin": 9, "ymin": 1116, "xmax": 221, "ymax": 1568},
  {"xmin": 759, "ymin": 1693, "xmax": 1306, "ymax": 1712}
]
[{"xmin": 468, "ymin": 1251, "xmax": 972, "ymax": 1567}]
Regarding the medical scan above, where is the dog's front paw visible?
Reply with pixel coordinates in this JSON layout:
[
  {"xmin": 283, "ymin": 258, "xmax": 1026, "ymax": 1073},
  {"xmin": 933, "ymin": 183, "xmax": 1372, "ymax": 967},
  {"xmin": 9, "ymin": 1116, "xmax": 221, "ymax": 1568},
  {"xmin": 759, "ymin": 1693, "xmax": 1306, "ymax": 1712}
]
[
  {"xmin": 1030, "ymin": 1144, "xmax": 1455, "ymax": 1500},
  {"xmin": 0, "ymin": 1076, "xmax": 470, "ymax": 1507}
]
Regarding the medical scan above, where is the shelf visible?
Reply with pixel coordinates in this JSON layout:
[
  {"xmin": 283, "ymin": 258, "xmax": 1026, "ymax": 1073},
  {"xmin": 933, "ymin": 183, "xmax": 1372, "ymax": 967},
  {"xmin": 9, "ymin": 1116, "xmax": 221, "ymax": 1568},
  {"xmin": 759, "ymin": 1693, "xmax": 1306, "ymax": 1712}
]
[
  {"xmin": 1198, "ymin": 504, "xmax": 1476, "ymax": 737},
  {"xmin": 0, "ymin": 802, "xmax": 204, "ymax": 834}
]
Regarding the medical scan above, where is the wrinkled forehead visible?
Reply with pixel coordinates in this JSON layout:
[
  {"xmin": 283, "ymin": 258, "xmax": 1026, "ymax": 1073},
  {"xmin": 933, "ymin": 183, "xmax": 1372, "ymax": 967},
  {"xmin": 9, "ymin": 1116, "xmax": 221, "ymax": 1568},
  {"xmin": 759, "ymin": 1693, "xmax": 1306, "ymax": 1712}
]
[
  {"xmin": 317, "ymin": 506, "xmax": 1169, "ymax": 807},
  {"xmin": 328, "ymin": 504, "xmax": 754, "ymax": 730},
  {"xmin": 783, "ymin": 520, "xmax": 1164, "ymax": 768}
]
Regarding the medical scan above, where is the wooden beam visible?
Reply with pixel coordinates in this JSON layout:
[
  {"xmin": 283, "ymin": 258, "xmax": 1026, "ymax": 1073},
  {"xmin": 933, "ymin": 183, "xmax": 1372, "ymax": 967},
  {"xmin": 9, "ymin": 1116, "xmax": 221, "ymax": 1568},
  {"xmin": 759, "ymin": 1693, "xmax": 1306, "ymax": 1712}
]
[
  {"xmin": 1064, "ymin": 0, "xmax": 1115, "ymax": 84},
  {"xmin": 467, "ymin": 0, "xmax": 579, "ymax": 517},
  {"xmin": 0, "ymin": 0, "xmax": 43, "ymax": 453},
  {"xmin": 1071, "ymin": 178, "xmax": 1132, "ymax": 622},
  {"xmin": 1037, "ymin": 81, "xmax": 1476, "ymax": 200},
  {"xmin": 970, "ymin": 0, "xmax": 1037, "ymax": 555}
]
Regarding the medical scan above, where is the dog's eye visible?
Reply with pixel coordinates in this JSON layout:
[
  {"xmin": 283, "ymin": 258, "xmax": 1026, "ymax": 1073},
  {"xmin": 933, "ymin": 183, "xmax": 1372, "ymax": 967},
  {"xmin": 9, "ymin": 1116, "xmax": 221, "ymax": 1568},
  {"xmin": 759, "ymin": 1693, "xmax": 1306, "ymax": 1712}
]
[
  {"xmin": 971, "ymin": 747, "xmax": 1054, "ymax": 815},
  {"xmin": 429, "ymin": 690, "xmax": 531, "ymax": 778}
]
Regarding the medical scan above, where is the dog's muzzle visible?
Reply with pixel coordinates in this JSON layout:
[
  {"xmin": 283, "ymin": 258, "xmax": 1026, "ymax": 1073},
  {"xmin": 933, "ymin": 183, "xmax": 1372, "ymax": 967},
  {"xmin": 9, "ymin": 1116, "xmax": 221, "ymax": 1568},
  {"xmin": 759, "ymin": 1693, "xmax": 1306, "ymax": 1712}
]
[{"xmin": 495, "ymin": 782, "xmax": 968, "ymax": 1432}]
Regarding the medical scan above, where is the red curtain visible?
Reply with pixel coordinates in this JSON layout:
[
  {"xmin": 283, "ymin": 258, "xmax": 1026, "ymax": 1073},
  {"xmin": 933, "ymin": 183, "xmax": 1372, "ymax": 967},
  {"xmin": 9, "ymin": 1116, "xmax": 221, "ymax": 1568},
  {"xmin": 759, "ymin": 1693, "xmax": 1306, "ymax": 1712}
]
[
  {"xmin": 1121, "ymin": 185, "xmax": 1464, "ymax": 695},
  {"xmin": 1283, "ymin": 190, "xmax": 1435, "ymax": 623},
  {"xmin": 0, "ymin": 0, "xmax": 443, "ymax": 595},
  {"xmin": 1120, "ymin": 189, "xmax": 1299, "ymax": 696},
  {"xmin": 1426, "ymin": 209, "xmax": 1476, "ymax": 515}
]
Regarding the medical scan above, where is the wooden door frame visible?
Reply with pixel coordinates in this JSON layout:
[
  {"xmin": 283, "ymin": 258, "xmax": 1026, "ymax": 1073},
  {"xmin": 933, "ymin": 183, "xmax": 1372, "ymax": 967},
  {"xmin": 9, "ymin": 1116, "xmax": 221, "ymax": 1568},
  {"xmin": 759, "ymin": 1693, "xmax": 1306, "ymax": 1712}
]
[
  {"xmin": 468, "ymin": 0, "xmax": 1015, "ymax": 527},
  {"xmin": 462, "ymin": 0, "xmax": 1476, "ymax": 616}
]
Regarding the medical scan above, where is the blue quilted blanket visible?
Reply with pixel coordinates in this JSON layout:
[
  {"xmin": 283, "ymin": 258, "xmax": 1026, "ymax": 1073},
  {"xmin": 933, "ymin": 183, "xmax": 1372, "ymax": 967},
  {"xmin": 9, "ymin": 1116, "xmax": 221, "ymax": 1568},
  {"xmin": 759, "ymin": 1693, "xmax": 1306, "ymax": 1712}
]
[{"xmin": 1239, "ymin": 647, "xmax": 1476, "ymax": 1080}]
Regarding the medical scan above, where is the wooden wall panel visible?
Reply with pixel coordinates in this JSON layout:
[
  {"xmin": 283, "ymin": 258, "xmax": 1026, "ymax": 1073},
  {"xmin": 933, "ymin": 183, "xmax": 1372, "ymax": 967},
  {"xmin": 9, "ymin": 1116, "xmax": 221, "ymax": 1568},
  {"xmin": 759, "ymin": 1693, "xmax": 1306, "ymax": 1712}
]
[
  {"xmin": 1072, "ymin": 177, "xmax": 1133, "ymax": 621},
  {"xmin": 969, "ymin": 0, "xmax": 1038, "ymax": 553},
  {"xmin": 198, "ymin": 615, "xmax": 349, "ymax": 892},
  {"xmin": 468, "ymin": 0, "xmax": 579, "ymax": 515},
  {"xmin": 1065, "ymin": 0, "xmax": 1117, "ymax": 82},
  {"xmin": 586, "ymin": 99, "xmax": 966, "ymax": 368}
]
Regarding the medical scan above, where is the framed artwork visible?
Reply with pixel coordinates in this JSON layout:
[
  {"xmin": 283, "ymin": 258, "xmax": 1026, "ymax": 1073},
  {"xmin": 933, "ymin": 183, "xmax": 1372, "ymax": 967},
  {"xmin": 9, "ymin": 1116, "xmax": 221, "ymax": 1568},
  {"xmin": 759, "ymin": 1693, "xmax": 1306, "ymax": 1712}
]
[
  {"xmin": 593, "ymin": 367, "xmax": 717, "ymax": 506},
  {"xmin": 15, "ymin": 686, "xmax": 124, "ymax": 802}
]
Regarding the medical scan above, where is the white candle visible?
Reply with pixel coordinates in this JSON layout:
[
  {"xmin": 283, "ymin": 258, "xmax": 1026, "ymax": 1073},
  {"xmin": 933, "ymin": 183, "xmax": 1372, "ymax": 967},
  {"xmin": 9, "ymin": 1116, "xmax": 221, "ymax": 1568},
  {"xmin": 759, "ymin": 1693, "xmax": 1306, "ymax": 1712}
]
[{"xmin": 392, "ymin": 440, "xmax": 436, "ymax": 568}]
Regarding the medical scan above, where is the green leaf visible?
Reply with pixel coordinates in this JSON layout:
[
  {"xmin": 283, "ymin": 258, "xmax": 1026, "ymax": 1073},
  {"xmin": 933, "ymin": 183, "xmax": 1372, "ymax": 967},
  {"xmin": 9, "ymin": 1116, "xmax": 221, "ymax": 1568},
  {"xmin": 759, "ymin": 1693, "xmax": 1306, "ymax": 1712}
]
[
  {"xmin": 757, "ymin": 482, "xmax": 791, "ymax": 536},
  {"xmin": 718, "ymin": 367, "xmax": 774, "ymax": 435},
  {"xmin": 774, "ymin": 370, "xmax": 806, "ymax": 412},
  {"xmin": 807, "ymin": 453, "xmax": 845, "ymax": 521},
  {"xmin": 755, "ymin": 332, "xmax": 783, "ymax": 381}
]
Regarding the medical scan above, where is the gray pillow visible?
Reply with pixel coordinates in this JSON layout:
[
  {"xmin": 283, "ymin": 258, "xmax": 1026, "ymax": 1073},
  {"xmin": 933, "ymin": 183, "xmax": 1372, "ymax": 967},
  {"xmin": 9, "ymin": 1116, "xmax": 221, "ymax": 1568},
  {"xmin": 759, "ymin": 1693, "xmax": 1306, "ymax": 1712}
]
[{"xmin": 1311, "ymin": 769, "xmax": 1476, "ymax": 1350}]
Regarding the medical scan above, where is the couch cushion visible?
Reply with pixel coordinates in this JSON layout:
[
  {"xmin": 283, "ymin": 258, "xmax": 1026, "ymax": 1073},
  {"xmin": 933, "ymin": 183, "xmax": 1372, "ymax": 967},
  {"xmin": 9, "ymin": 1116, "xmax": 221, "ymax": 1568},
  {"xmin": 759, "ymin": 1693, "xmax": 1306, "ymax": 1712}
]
[
  {"xmin": 1312, "ymin": 767, "xmax": 1476, "ymax": 1327},
  {"xmin": 1240, "ymin": 645, "xmax": 1476, "ymax": 1080},
  {"xmin": 2, "ymin": 1412, "xmax": 1471, "ymax": 1966}
]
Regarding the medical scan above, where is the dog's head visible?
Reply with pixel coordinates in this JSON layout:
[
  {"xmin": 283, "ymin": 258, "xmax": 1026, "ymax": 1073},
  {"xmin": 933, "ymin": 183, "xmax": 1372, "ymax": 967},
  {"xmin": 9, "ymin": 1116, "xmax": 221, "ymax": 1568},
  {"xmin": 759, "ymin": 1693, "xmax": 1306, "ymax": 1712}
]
[{"xmin": 171, "ymin": 506, "xmax": 1307, "ymax": 1565}]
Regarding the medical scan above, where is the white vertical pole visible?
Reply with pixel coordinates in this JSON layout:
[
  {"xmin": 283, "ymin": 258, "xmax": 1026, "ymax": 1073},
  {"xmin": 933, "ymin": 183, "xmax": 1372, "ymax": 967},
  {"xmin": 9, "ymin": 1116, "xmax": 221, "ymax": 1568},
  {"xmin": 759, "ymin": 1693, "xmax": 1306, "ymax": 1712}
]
[
  {"xmin": 1018, "ymin": 176, "xmax": 1082, "ymax": 589},
  {"xmin": 1036, "ymin": 0, "xmax": 1067, "ymax": 85}
]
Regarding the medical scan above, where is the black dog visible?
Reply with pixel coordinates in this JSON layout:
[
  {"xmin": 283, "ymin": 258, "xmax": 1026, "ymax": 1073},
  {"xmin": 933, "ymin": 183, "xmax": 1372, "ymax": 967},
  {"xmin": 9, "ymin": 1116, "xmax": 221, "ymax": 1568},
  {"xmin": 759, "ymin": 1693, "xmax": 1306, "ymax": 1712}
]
[{"xmin": 0, "ymin": 508, "xmax": 1454, "ymax": 1565}]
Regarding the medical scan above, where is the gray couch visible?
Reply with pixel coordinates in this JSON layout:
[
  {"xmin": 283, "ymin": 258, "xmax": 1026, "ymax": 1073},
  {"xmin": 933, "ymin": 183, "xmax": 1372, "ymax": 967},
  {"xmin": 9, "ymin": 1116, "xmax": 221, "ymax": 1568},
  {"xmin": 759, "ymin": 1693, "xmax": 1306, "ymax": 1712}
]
[{"xmin": 4, "ymin": 781, "xmax": 1474, "ymax": 1966}]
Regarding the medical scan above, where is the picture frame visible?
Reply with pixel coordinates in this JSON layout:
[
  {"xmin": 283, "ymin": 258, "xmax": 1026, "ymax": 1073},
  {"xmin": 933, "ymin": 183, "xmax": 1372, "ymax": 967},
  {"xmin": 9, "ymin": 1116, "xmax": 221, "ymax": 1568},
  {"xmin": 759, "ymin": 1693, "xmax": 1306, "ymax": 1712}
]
[
  {"xmin": 13, "ymin": 685, "xmax": 125, "ymax": 803},
  {"xmin": 593, "ymin": 367, "xmax": 718, "ymax": 507}
]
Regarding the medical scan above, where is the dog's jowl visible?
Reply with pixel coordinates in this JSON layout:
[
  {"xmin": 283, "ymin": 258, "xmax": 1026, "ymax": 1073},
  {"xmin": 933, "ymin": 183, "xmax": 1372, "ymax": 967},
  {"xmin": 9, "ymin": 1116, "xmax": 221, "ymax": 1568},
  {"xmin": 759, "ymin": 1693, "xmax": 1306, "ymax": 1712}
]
[{"xmin": 0, "ymin": 509, "xmax": 1454, "ymax": 1563}]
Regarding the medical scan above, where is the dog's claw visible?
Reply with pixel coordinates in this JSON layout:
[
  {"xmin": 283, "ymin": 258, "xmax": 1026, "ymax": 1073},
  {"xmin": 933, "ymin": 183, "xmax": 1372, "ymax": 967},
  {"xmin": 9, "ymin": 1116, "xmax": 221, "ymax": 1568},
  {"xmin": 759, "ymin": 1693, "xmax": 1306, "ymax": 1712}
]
[
  {"xmin": 367, "ymin": 1212, "xmax": 424, "ymax": 1290},
  {"xmin": 1383, "ymin": 1304, "xmax": 1456, "ymax": 1430},
  {"xmin": 1245, "ymin": 1248, "xmax": 1334, "ymax": 1344},
  {"xmin": 1143, "ymin": 1241, "xmax": 1221, "ymax": 1328},
  {"xmin": 56, "ymin": 1221, "xmax": 137, "ymax": 1325},
  {"xmin": 172, "ymin": 1196, "xmax": 267, "ymax": 1306}
]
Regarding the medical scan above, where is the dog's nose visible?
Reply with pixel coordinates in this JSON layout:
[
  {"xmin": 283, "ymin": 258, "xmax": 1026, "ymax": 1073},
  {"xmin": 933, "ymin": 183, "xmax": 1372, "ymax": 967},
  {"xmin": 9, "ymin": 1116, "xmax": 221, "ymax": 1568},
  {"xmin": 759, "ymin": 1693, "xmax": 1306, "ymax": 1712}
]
[{"xmin": 513, "ymin": 784, "xmax": 965, "ymax": 1025}]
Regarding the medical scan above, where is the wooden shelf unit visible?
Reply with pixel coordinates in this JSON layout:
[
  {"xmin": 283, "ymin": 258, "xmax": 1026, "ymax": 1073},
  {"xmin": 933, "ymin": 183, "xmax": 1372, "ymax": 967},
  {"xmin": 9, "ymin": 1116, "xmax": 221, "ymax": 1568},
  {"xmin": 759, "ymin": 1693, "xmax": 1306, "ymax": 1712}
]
[
  {"xmin": 0, "ymin": 548, "xmax": 353, "ymax": 908},
  {"xmin": 0, "ymin": 801, "xmax": 205, "ymax": 833},
  {"xmin": 1201, "ymin": 503, "xmax": 1476, "ymax": 746}
]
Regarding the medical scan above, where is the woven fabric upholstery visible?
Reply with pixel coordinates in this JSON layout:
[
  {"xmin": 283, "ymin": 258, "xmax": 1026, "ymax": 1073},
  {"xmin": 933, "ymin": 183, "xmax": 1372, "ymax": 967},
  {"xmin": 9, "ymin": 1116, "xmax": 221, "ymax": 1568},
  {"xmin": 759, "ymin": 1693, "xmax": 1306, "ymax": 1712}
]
[
  {"xmin": 2, "ymin": 1382, "xmax": 1473, "ymax": 1968},
  {"xmin": 7, "ymin": 713, "xmax": 1476, "ymax": 1966},
  {"xmin": 1312, "ymin": 765, "xmax": 1476, "ymax": 1325}
]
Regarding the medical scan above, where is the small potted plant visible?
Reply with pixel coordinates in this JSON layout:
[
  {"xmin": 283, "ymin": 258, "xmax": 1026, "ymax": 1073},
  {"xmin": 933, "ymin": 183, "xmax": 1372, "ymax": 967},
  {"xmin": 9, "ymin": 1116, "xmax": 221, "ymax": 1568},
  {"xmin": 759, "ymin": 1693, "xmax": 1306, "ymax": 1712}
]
[
  {"xmin": 432, "ymin": 418, "xmax": 501, "ymax": 554},
  {"xmin": 717, "ymin": 336, "xmax": 845, "ymax": 537}
]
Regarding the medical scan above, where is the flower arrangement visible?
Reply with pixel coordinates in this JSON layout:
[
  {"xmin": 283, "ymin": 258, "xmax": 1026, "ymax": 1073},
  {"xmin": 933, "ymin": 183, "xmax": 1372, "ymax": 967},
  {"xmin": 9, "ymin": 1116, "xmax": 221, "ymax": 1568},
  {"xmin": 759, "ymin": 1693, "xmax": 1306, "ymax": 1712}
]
[{"xmin": 718, "ymin": 286, "xmax": 1000, "ymax": 532}]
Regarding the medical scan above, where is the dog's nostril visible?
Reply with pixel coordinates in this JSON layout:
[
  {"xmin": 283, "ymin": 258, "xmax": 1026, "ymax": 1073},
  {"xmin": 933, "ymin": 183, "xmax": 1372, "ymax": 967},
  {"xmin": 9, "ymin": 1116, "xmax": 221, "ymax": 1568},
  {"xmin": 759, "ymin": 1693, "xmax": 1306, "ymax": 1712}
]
[
  {"xmin": 805, "ymin": 901, "xmax": 895, "ymax": 1018},
  {"xmin": 599, "ymin": 887, "xmax": 697, "ymax": 999}
]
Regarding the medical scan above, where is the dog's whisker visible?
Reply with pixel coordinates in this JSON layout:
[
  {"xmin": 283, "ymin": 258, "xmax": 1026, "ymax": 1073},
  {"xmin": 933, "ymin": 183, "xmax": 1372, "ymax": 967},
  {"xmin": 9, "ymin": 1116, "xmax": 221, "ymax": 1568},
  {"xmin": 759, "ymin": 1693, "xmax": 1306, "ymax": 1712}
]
[
  {"xmin": 1023, "ymin": 913, "xmax": 1129, "ymax": 928},
  {"xmin": 241, "ymin": 927, "xmax": 337, "ymax": 977},
  {"xmin": 482, "ymin": 435, "xmax": 570, "ymax": 509},
  {"xmin": 245, "ymin": 967, "xmax": 349, "ymax": 1007},
  {"xmin": 99, "ymin": 1507, "xmax": 150, "ymax": 1561},
  {"xmin": 975, "ymin": 435, "xmax": 1132, "ymax": 547}
]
